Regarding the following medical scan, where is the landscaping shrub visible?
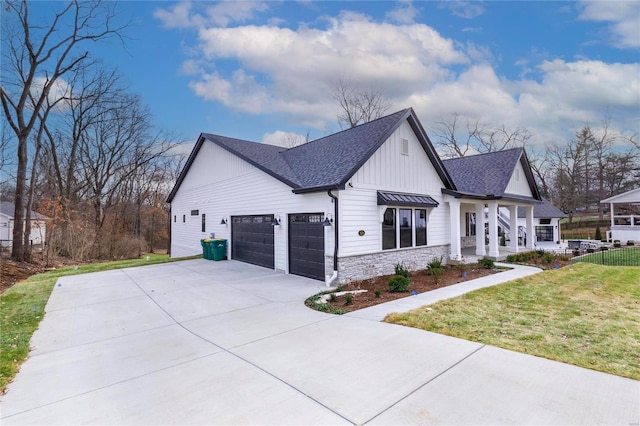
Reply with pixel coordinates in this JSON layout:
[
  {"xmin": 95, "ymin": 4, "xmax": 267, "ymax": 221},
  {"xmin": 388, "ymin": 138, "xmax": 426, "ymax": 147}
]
[
  {"xmin": 374, "ymin": 288, "xmax": 381, "ymax": 298},
  {"xmin": 388, "ymin": 274, "xmax": 411, "ymax": 292},
  {"xmin": 627, "ymin": 240, "xmax": 635, "ymax": 246},
  {"xmin": 478, "ymin": 257, "xmax": 495, "ymax": 269},
  {"xmin": 394, "ymin": 262, "xmax": 409, "ymax": 278},
  {"xmin": 344, "ymin": 294, "xmax": 353, "ymax": 305},
  {"xmin": 542, "ymin": 252, "xmax": 554, "ymax": 264},
  {"xmin": 595, "ymin": 225, "xmax": 602, "ymax": 241},
  {"xmin": 426, "ymin": 257, "xmax": 444, "ymax": 276}
]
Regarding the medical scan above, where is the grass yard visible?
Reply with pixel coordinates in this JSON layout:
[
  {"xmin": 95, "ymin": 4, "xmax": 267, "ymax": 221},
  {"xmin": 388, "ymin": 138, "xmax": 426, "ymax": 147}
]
[
  {"xmin": 385, "ymin": 263, "xmax": 640, "ymax": 380},
  {"xmin": 577, "ymin": 247, "xmax": 640, "ymax": 266},
  {"xmin": 0, "ymin": 254, "xmax": 197, "ymax": 392}
]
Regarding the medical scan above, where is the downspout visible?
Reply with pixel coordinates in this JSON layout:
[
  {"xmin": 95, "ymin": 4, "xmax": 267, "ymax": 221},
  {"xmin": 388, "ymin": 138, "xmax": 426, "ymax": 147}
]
[{"xmin": 326, "ymin": 188, "xmax": 339, "ymax": 287}]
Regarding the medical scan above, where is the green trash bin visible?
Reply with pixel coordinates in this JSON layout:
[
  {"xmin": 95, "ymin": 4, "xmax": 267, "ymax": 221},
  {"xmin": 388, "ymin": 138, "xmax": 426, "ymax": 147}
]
[
  {"xmin": 201, "ymin": 239, "xmax": 214, "ymax": 260},
  {"xmin": 212, "ymin": 239, "xmax": 227, "ymax": 261}
]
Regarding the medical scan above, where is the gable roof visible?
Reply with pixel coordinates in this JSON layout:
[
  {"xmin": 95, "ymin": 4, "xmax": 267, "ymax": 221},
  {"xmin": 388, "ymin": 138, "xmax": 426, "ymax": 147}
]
[
  {"xmin": 518, "ymin": 198, "xmax": 568, "ymax": 219},
  {"xmin": 441, "ymin": 148, "xmax": 541, "ymax": 203},
  {"xmin": 167, "ymin": 108, "xmax": 455, "ymax": 202},
  {"xmin": 0, "ymin": 200, "xmax": 48, "ymax": 220},
  {"xmin": 601, "ymin": 187, "xmax": 640, "ymax": 204}
]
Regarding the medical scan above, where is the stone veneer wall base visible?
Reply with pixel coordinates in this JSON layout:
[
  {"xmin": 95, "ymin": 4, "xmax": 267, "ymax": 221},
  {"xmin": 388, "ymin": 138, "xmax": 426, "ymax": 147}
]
[{"xmin": 326, "ymin": 244, "xmax": 450, "ymax": 285}]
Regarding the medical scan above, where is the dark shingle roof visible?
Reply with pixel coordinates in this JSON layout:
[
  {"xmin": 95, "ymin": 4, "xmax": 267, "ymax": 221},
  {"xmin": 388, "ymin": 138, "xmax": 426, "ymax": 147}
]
[
  {"xmin": 518, "ymin": 199, "xmax": 568, "ymax": 218},
  {"xmin": 442, "ymin": 148, "xmax": 523, "ymax": 197},
  {"xmin": 167, "ymin": 108, "xmax": 455, "ymax": 201}
]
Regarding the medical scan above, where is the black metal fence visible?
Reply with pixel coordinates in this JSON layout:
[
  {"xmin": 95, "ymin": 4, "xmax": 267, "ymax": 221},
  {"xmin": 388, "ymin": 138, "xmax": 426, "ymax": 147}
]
[{"xmin": 571, "ymin": 247, "xmax": 640, "ymax": 267}]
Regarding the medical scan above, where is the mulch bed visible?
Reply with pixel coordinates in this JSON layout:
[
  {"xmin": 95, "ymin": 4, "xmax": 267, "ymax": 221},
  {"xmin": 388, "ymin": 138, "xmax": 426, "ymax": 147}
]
[{"xmin": 318, "ymin": 264, "xmax": 504, "ymax": 312}]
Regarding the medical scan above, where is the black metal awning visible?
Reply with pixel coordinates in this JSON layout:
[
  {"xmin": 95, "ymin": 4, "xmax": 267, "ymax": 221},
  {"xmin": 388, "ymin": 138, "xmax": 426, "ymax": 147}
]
[{"xmin": 377, "ymin": 191, "xmax": 439, "ymax": 208}]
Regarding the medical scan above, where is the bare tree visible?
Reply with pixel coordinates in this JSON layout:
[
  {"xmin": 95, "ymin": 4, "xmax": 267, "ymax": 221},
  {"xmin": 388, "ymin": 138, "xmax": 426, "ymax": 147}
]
[
  {"xmin": 1, "ymin": 0, "xmax": 127, "ymax": 261},
  {"xmin": 432, "ymin": 112, "xmax": 532, "ymax": 158},
  {"xmin": 332, "ymin": 78, "xmax": 390, "ymax": 129}
]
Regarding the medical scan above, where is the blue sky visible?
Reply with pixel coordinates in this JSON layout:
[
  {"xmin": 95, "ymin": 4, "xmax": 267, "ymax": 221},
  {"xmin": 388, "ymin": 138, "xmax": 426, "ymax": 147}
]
[{"xmin": 28, "ymin": 1, "xmax": 640, "ymax": 151}]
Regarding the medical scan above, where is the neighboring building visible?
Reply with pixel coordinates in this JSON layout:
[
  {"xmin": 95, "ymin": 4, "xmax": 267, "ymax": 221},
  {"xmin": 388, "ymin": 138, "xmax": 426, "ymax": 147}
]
[
  {"xmin": 516, "ymin": 199, "xmax": 567, "ymax": 244},
  {"xmin": 0, "ymin": 201, "xmax": 48, "ymax": 248},
  {"xmin": 167, "ymin": 108, "xmax": 543, "ymax": 284},
  {"xmin": 601, "ymin": 188, "xmax": 640, "ymax": 243}
]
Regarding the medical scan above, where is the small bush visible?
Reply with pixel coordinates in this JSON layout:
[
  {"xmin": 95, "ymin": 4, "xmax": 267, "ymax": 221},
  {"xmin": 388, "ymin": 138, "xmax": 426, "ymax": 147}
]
[
  {"xmin": 595, "ymin": 225, "xmax": 602, "ymax": 241},
  {"xmin": 388, "ymin": 274, "xmax": 411, "ymax": 292},
  {"xmin": 627, "ymin": 240, "xmax": 635, "ymax": 246},
  {"xmin": 374, "ymin": 288, "xmax": 381, "ymax": 298},
  {"xmin": 542, "ymin": 252, "xmax": 554, "ymax": 264},
  {"xmin": 329, "ymin": 293, "xmax": 337, "ymax": 302},
  {"xmin": 394, "ymin": 262, "xmax": 409, "ymax": 278},
  {"xmin": 600, "ymin": 246, "xmax": 609, "ymax": 251},
  {"xmin": 573, "ymin": 250, "xmax": 580, "ymax": 256},
  {"xmin": 478, "ymin": 257, "xmax": 495, "ymax": 269},
  {"xmin": 426, "ymin": 257, "xmax": 444, "ymax": 276},
  {"xmin": 587, "ymin": 248, "xmax": 595, "ymax": 253},
  {"xmin": 344, "ymin": 294, "xmax": 353, "ymax": 305},
  {"xmin": 614, "ymin": 242, "xmax": 621, "ymax": 248}
]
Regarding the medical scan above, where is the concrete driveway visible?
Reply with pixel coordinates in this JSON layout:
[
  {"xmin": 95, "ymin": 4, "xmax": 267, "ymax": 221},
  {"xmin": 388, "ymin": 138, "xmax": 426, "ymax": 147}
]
[{"xmin": 2, "ymin": 259, "xmax": 638, "ymax": 425}]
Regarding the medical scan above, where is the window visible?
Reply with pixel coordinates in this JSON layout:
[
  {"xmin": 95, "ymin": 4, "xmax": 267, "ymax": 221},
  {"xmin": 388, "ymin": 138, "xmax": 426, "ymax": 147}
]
[
  {"xmin": 201, "ymin": 214, "xmax": 206, "ymax": 232},
  {"xmin": 191, "ymin": 209, "xmax": 199, "ymax": 216},
  {"xmin": 173, "ymin": 215, "xmax": 176, "ymax": 223},
  {"xmin": 465, "ymin": 212, "xmax": 476, "ymax": 236},
  {"xmin": 382, "ymin": 208, "xmax": 396, "ymax": 250},
  {"xmin": 540, "ymin": 218, "xmax": 551, "ymax": 225},
  {"xmin": 383, "ymin": 207, "xmax": 429, "ymax": 250},
  {"xmin": 400, "ymin": 209, "xmax": 412, "ymax": 248},
  {"xmin": 415, "ymin": 209, "xmax": 427, "ymax": 246},
  {"xmin": 182, "ymin": 215, "xmax": 185, "ymax": 223}
]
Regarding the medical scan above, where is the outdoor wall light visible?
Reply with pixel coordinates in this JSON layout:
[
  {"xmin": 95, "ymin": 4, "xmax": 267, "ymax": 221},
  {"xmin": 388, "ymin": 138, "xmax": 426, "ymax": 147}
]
[
  {"xmin": 272, "ymin": 215, "xmax": 281, "ymax": 226},
  {"xmin": 322, "ymin": 213, "xmax": 334, "ymax": 227},
  {"xmin": 220, "ymin": 217, "xmax": 228, "ymax": 225}
]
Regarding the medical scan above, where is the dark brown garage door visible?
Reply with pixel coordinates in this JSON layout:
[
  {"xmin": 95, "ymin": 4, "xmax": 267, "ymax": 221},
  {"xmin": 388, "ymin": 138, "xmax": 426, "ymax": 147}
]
[
  {"xmin": 289, "ymin": 213, "xmax": 325, "ymax": 281},
  {"xmin": 231, "ymin": 215, "xmax": 274, "ymax": 269}
]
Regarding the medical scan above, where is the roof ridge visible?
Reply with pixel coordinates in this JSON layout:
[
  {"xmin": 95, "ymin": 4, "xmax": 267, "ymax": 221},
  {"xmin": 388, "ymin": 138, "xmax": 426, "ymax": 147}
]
[
  {"xmin": 442, "ymin": 147, "xmax": 523, "ymax": 163},
  {"xmin": 286, "ymin": 108, "xmax": 411, "ymax": 151}
]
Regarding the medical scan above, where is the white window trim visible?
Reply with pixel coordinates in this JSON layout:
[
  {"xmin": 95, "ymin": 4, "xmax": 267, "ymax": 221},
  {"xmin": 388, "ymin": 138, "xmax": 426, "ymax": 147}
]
[{"xmin": 382, "ymin": 206, "xmax": 428, "ymax": 251}]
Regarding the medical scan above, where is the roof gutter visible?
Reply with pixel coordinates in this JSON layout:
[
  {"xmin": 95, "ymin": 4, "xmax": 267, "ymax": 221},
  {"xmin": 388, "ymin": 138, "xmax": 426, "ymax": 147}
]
[{"xmin": 326, "ymin": 188, "xmax": 339, "ymax": 287}]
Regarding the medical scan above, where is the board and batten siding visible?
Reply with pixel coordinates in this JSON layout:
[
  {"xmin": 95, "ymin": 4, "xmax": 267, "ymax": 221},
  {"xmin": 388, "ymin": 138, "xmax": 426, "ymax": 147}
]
[
  {"xmin": 339, "ymin": 120, "xmax": 449, "ymax": 257},
  {"xmin": 170, "ymin": 141, "xmax": 333, "ymax": 273},
  {"xmin": 505, "ymin": 158, "xmax": 533, "ymax": 197}
]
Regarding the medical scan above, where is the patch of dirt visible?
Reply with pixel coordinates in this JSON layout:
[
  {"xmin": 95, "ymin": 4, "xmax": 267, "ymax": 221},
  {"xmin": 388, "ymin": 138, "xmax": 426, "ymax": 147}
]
[
  {"xmin": 317, "ymin": 265, "xmax": 503, "ymax": 312},
  {"xmin": 0, "ymin": 257, "xmax": 47, "ymax": 294}
]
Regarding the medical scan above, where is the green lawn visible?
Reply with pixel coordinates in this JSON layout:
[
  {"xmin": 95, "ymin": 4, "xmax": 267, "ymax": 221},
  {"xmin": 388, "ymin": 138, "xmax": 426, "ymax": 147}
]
[
  {"xmin": 0, "ymin": 254, "xmax": 198, "ymax": 392},
  {"xmin": 577, "ymin": 247, "xmax": 640, "ymax": 266},
  {"xmin": 385, "ymin": 263, "xmax": 640, "ymax": 380}
]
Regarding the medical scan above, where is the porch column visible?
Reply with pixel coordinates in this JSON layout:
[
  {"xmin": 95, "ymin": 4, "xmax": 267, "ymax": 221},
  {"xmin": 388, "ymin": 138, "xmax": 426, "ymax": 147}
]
[
  {"xmin": 475, "ymin": 202, "xmax": 486, "ymax": 256},
  {"xmin": 449, "ymin": 198, "xmax": 462, "ymax": 261},
  {"xmin": 487, "ymin": 201, "xmax": 500, "ymax": 258},
  {"xmin": 610, "ymin": 202, "xmax": 614, "ymax": 229},
  {"xmin": 526, "ymin": 205, "xmax": 535, "ymax": 249},
  {"xmin": 509, "ymin": 205, "xmax": 519, "ymax": 253}
]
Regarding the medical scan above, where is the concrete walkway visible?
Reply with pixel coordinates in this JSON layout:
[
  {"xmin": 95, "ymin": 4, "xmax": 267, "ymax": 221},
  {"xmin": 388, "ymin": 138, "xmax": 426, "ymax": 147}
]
[{"xmin": 2, "ymin": 259, "xmax": 638, "ymax": 425}]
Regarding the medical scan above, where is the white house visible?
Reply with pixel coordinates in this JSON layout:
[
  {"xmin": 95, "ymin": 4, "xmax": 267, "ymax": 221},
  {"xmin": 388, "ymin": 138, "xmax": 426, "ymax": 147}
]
[
  {"xmin": 0, "ymin": 201, "xmax": 48, "ymax": 248},
  {"xmin": 601, "ymin": 188, "xmax": 640, "ymax": 243},
  {"xmin": 168, "ymin": 108, "xmax": 545, "ymax": 284}
]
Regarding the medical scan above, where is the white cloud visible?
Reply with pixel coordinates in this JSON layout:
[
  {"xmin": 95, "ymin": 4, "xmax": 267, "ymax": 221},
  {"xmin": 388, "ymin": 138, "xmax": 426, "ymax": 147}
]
[
  {"xmin": 154, "ymin": 1, "xmax": 269, "ymax": 29},
  {"xmin": 386, "ymin": 0, "xmax": 420, "ymax": 24},
  {"xmin": 578, "ymin": 1, "xmax": 640, "ymax": 48},
  {"xmin": 262, "ymin": 130, "xmax": 307, "ymax": 148},
  {"xmin": 159, "ymin": 2, "xmax": 639, "ymax": 150},
  {"xmin": 440, "ymin": 1, "xmax": 485, "ymax": 19}
]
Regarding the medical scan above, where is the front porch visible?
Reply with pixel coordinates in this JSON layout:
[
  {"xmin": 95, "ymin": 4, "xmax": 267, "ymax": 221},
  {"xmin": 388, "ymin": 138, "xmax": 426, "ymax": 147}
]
[{"xmin": 447, "ymin": 197, "xmax": 537, "ymax": 262}]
